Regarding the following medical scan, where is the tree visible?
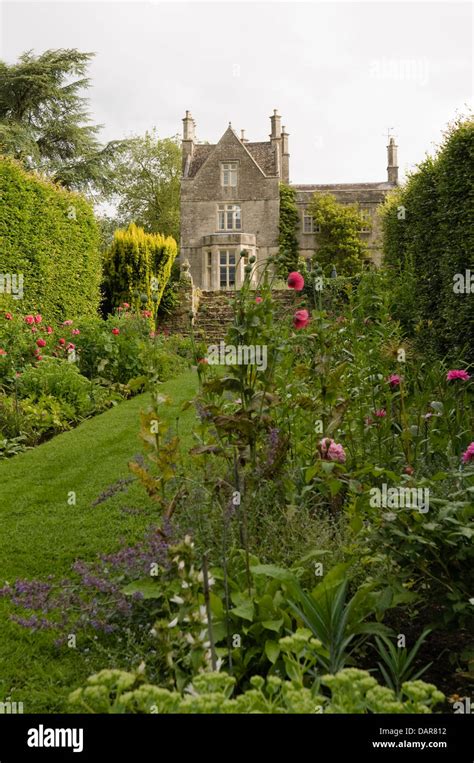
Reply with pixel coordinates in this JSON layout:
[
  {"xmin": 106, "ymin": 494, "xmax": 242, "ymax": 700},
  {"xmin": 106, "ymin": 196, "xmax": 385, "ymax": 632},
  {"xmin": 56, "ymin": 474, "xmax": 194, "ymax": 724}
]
[
  {"xmin": 307, "ymin": 193, "xmax": 370, "ymax": 275},
  {"xmin": 111, "ymin": 131, "xmax": 181, "ymax": 242},
  {"xmin": 0, "ymin": 48, "xmax": 123, "ymax": 194},
  {"xmin": 277, "ymin": 183, "xmax": 300, "ymax": 278}
]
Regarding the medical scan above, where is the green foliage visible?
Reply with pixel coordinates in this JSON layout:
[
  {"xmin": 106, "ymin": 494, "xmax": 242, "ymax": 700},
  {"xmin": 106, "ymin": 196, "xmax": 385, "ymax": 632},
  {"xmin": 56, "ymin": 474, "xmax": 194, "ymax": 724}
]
[
  {"xmin": 68, "ymin": 665, "xmax": 444, "ymax": 714},
  {"xmin": 374, "ymin": 629, "xmax": 432, "ymax": 697},
  {"xmin": 112, "ymin": 131, "xmax": 181, "ymax": 241},
  {"xmin": 278, "ymin": 183, "xmax": 300, "ymax": 277},
  {"xmin": 0, "ymin": 49, "xmax": 123, "ymax": 193},
  {"xmin": 307, "ymin": 193, "xmax": 371, "ymax": 275},
  {"xmin": 0, "ymin": 158, "xmax": 101, "ymax": 322},
  {"xmin": 102, "ymin": 223, "xmax": 177, "ymax": 317},
  {"xmin": 18, "ymin": 357, "xmax": 99, "ymax": 416},
  {"xmin": 380, "ymin": 116, "xmax": 474, "ymax": 361}
]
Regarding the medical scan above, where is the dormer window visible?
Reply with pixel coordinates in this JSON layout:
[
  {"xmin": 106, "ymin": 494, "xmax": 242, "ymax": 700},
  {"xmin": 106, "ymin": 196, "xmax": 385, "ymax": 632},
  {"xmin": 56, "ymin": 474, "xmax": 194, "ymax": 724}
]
[{"xmin": 221, "ymin": 162, "xmax": 238, "ymax": 187}]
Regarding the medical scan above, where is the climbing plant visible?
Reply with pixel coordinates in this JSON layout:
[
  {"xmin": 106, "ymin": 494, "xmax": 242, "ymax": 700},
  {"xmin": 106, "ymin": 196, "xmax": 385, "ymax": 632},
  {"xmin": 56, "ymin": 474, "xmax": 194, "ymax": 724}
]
[{"xmin": 277, "ymin": 183, "xmax": 300, "ymax": 278}]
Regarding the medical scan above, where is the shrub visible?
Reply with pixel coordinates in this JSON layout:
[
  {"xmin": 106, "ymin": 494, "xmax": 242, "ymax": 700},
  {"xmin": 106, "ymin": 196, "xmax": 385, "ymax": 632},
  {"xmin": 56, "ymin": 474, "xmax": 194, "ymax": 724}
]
[
  {"xmin": 0, "ymin": 157, "xmax": 101, "ymax": 322},
  {"xmin": 277, "ymin": 183, "xmax": 300, "ymax": 278},
  {"xmin": 102, "ymin": 223, "xmax": 177, "ymax": 318},
  {"xmin": 18, "ymin": 357, "xmax": 98, "ymax": 417}
]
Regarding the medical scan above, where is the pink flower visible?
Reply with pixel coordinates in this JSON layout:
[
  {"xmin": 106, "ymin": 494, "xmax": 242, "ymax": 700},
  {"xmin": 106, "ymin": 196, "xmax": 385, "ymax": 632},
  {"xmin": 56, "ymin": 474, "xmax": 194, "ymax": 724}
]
[
  {"xmin": 319, "ymin": 437, "xmax": 346, "ymax": 464},
  {"xmin": 122, "ymin": 302, "xmax": 130, "ymax": 308},
  {"xmin": 198, "ymin": 358, "xmax": 209, "ymax": 364},
  {"xmin": 112, "ymin": 328, "xmax": 120, "ymax": 335},
  {"xmin": 374, "ymin": 409, "xmax": 387, "ymax": 418},
  {"xmin": 46, "ymin": 326, "xmax": 53, "ymax": 334},
  {"xmin": 58, "ymin": 338, "xmax": 66, "ymax": 346},
  {"xmin": 24, "ymin": 315, "xmax": 35, "ymax": 325},
  {"xmin": 287, "ymin": 271, "xmax": 305, "ymax": 291},
  {"xmin": 387, "ymin": 374, "xmax": 401, "ymax": 388},
  {"xmin": 404, "ymin": 465, "xmax": 414, "ymax": 475},
  {"xmin": 118, "ymin": 306, "xmax": 123, "ymax": 312},
  {"xmin": 36, "ymin": 338, "xmax": 46, "ymax": 347},
  {"xmin": 149, "ymin": 331, "xmax": 156, "ymax": 338},
  {"xmin": 34, "ymin": 314, "xmax": 42, "ymax": 324},
  {"xmin": 66, "ymin": 342, "xmax": 75, "ymax": 351},
  {"xmin": 461, "ymin": 442, "xmax": 474, "ymax": 464},
  {"xmin": 446, "ymin": 369, "xmax": 470, "ymax": 382},
  {"xmin": 5, "ymin": 312, "xmax": 13, "ymax": 320},
  {"xmin": 31, "ymin": 326, "xmax": 37, "ymax": 333},
  {"xmin": 293, "ymin": 309, "xmax": 310, "ymax": 330},
  {"xmin": 36, "ymin": 355, "xmax": 43, "ymax": 361},
  {"xmin": 0, "ymin": 348, "xmax": 7, "ymax": 356},
  {"xmin": 62, "ymin": 320, "xmax": 73, "ymax": 326},
  {"xmin": 142, "ymin": 310, "xmax": 152, "ymax": 318},
  {"xmin": 255, "ymin": 297, "xmax": 263, "ymax": 304},
  {"xmin": 72, "ymin": 328, "xmax": 80, "ymax": 335}
]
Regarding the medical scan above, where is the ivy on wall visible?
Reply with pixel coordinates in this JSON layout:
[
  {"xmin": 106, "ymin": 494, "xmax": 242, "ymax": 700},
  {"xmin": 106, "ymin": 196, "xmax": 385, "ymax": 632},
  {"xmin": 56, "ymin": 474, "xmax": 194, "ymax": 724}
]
[{"xmin": 277, "ymin": 183, "xmax": 300, "ymax": 278}]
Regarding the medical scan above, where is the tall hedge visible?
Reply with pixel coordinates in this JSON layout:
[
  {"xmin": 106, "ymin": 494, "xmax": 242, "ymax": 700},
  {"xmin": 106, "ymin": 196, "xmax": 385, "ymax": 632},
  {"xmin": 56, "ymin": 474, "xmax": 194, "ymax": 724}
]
[
  {"xmin": 277, "ymin": 183, "xmax": 300, "ymax": 277},
  {"xmin": 0, "ymin": 157, "xmax": 101, "ymax": 321},
  {"xmin": 102, "ymin": 223, "xmax": 177, "ymax": 317},
  {"xmin": 381, "ymin": 117, "xmax": 474, "ymax": 361}
]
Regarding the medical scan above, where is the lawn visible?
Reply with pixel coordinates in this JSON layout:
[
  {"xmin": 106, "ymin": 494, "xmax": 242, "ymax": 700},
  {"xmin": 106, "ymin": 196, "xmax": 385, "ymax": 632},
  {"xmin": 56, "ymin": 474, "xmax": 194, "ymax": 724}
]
[{"xmin": 0, "ymin": 369, "xmax": 198, "ymax": 712}]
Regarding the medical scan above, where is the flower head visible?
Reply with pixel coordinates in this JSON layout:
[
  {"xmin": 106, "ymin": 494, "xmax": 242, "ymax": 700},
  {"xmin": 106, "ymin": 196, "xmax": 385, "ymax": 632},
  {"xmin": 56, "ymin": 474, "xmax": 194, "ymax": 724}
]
[
  {"xmin": 35, "ymin": 314, "xmax": 42, "ymax": 324},
  {"xmin": 387, "ymin": 374, "xmax": 401, "ymax": 388},
  {"xmin": 36, "ymin": 338, "xmax": 46, "ymax": 348},
  {"xmin": 58, "ymin": 338, "xmax": 65, "ymax": 346},
  {"xmin": 24, "ymin": 315, "xmax": 35, "ymax": 325},
  {"xmin": 0, "ymin": 348, "xmax": 7, "ymax": 356},
  {"xmin": 446, "ymin": 369, "xmax": 470, "ymax": 382},
  {"xmin": 255, "ymin": 296, "xmax": 263, "ymax": 304},
  {"xmin": 5, "ymin": 312, "xmax": 13, "ymax": 320},
  {"xmin": 293, "ymin": 309, "xmax": 310, "ymax": 330},
  {"xmin": 111, "ymin": 328, "xmax": 120, "ymax": 335},
  {"xmin": 72, "ymin": 328, "xmax": 80, "ymax": 335},
  {"xmin": 319, "ymin": 437, "xmax": 346, "ymax": 464},
  {"xmin": 46, "ymin": 326, "xmax": 53, "ymax": 334},
  {"xmin": 287, "ymin": 271, "xmax": 305, "ymax": 291},
  {"xmin": 62, "ymin": 319, "xmax": 73, "ymax": 326},
  {"xmin": 462, "ymin": 442, "xmax": 474, "ymax": 464},
  {"xmin": 374, "ymin": 409, "xmax": 387, "ymax": 418}
]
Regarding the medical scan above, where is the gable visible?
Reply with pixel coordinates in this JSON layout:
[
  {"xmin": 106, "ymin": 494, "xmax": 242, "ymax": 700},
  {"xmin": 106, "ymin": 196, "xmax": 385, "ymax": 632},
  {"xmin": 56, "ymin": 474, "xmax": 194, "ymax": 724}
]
[{"xmin": 185, "ymin": 127, "xmax": 278, "ymax": 180}]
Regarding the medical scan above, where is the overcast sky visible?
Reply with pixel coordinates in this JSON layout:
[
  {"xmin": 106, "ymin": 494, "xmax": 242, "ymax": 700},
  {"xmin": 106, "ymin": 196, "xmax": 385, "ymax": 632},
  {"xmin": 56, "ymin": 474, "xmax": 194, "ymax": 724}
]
[{"xmin": 1, "ymin": 1, "xmax": 472, "ymax": 184}]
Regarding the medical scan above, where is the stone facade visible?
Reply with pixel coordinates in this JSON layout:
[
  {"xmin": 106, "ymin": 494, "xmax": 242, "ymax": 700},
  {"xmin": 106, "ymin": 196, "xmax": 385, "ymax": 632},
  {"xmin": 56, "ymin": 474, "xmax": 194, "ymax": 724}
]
[{"xmin": 180, "ymin": 110, "xmax": 398, "ymax": 288}]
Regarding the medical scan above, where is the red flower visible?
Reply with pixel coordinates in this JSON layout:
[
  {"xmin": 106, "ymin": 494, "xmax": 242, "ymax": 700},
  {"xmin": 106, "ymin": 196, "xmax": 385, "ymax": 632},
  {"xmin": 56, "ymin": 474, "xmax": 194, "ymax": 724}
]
[
  {"xmin": 24, "ymin": 315, "xmax": 35, "ymax": 325},
  {"xmin": 0, "ymin": 348, "xmax": 7, "ymax": 356},
  {"xmin": 287, "ymin": 271, "xmax": 305, "ymax": 291},
  {"xmin": 5, "ymin": 312, "xmax": 13, "ymax": 320},
  {"xmin": 58, "ymin": 338, "xmax": 66, "ymax": 346},
  {"xmin": 112, "ymin": 328, "xmax": 120, "ymax": 335},
  {"xmin": 72, "ymin": 328, "xmax": 80, "ymax": 335},
  {"xmin": 36, "ymin": 338, "xmax": 47, "ymax": 347},
  {"xmin": 293, "ymin": 309, "xmax": 310, "ymax": 329},
  {"xmin": 35, "ymin": 314, "xmax": 42, "ymax": 324},
  {"xmin": 446, "ymin": 369, "xmax": 470, "ymax": 382},
  {"xmin": 404, "ymin": 465, "xmax": 414, "ymax": 475},
  {"xmin": 46, "ymin": 326, "xmax": 53, "ymax": 334},
  {"xmin": 36, "ymin": 355, "xmax": 43, "ymax": 361},
  {"xmin": 122, "ymin": 302, "xmax": 130, "ymax": 308},
  {"xmin": 387, "ymin": 374, "xmax": 401, "ymax": 388},
  {"xmin": 255, "ymin": 297, "xmax": 263, "ymax": 304}
]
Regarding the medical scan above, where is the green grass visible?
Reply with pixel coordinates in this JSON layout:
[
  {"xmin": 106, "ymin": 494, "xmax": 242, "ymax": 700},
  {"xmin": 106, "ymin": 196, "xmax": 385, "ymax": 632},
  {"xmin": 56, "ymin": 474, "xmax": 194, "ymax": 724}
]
[{"xmin": 0, "ymin": 369, "xmax": 198, "ymax": 712}]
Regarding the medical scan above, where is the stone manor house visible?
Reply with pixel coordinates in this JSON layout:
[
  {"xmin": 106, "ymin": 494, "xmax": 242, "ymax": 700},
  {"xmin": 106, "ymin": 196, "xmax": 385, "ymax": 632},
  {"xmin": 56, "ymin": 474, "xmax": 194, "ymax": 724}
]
[{"xmin": 180, "ymin": 110, "xmax": 399, "ymax": 290}]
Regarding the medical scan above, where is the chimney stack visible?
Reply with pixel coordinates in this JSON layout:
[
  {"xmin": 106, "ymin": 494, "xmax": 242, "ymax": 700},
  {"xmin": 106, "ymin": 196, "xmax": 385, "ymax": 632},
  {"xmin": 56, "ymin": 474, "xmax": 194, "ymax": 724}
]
[
  {"xmin": 281, "ymin": 126, "xmax": 290, "ymax": 183},
  {"xmin": 182, "ymin": 110, "xmax": 195, "ymax": 173},
  {"xmin": 270, "ymin": 109, "xmax": 283, "ymax": 178},
  {"xmin": 387, "ymin": 136, "xmax": 399, "ymax": 185},
  {"xmin": 240, "ymin": 129, "xmax": 248, "ymax": 143}
]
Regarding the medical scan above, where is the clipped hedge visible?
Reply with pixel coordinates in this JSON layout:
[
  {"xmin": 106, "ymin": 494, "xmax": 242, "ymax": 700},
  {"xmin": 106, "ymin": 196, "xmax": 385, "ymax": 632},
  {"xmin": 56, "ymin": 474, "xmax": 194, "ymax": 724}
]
[
  {"xmin": 380, "ymin": 117, "xmax": 474, "ymax": 361},
  {"xmin": 0, "ymin": 157, "xmax": 101, "ymax": 322},
  {"xmin": 102, "ymin": 223, "xmax": 177, "ymax": 318}
]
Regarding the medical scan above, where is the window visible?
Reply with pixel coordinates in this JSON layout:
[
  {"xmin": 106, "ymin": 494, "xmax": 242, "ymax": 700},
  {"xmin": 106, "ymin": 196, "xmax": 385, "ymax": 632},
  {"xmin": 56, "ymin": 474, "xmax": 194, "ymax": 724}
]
[
  {"xmin": 221, "ymin": 162, "xmax": 238, "ymax": 187},
  {"xmin": 206, "ymin": 251, "xmax": 212, "ymax": 287},
  {"xmin": 219, "ymin": 250, "xmax": 236, "ymax": 289},
  {"xmin": 303, "ymin": 211, "xmax": 320, "ymax": 233},
  {"xmin": 218, "ymin": 204, "xmax": 241, "ymax": 231},
  {"xmin": 359, "ymin": 206, "xmax": 372, "ymax": 233}
]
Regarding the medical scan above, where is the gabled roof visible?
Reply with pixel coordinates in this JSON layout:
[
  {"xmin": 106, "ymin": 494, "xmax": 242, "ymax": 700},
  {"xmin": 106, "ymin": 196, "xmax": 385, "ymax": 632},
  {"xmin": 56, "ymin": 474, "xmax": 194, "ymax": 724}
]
[{"xmin": 184, "ymin": 128, "xmax": 279, "ymax": 178}]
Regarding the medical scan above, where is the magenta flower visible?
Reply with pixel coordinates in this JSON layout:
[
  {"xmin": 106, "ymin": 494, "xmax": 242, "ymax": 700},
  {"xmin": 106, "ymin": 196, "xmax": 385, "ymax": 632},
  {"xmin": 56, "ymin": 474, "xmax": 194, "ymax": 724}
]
[
  {"xmin": 374, "ymin": 409, "xmax": 387, "ymax": 418},
  {"xmin": 387, "ymin": 374, "xmax": 401, "ymax": 388},
  {"xmin": 24, "ymin": 315, "xmax": 35, "ymax": 325},
  {"xmin": 72, "ymin": 329, "xmax": 80, "ymax": 335},
  {"xmin": 319, "ymin": 437, "xmax": 346, "ymax": 464},
  {"xmin": 255, "ymin": 297, "xmax": 263, "ymax": 304},
  {"xmin": 446, "ymin": 369, "xmax": 470, "ymax": 382},
  {"xmin": 62, "ymin": 319, "xmax": 73, "ymax": 326},
  {"xmin": 287, "ymin": 271, "xmax": 305, "ymax": 291},
  {"xmin": 34, "ymin": 314, "xmax": 42, "ymax": 324},
  {"xmin": 36, "ymin": 338, "xmax": 46, "ymax": 348},
  {"xmin": 293, "ymin": 309, "xmax": 310, "ymax": 329},
  {"xmin": 461, "ymin": 442, "xmax": 474, "ymax": 464}
]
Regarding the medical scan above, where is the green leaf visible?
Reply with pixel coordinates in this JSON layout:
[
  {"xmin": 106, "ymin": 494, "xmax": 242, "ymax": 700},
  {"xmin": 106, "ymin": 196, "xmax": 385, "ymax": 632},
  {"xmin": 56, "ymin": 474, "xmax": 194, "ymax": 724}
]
[
  {"xmin": 262, "ymin": 618, "xmax": 284, "ymax": 632},
  {"xmin": 265, "ymin": 640, "xmax": 281, "ymax": 664},
  {"xmin": 121, "ymin": 579, "xmax": 162, "ymax": 599},
  {"xmin": 231, "ymin": 599, "xmax": 255, "ymax": 621}
]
